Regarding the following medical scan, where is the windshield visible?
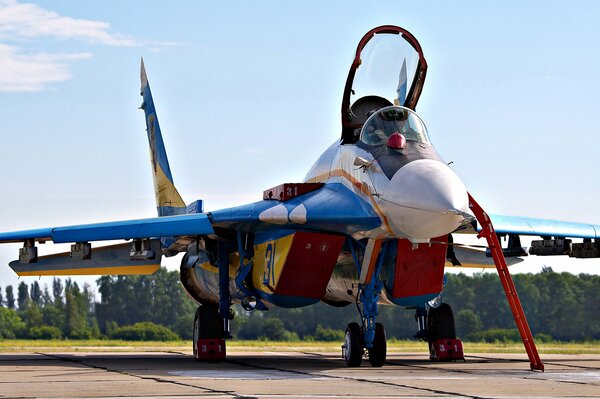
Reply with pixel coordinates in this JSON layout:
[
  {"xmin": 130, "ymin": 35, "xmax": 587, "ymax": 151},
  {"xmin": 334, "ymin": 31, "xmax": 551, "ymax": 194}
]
[{"xmin": 360, "ymin": 106, "xmax": 429, "ymax": 146}]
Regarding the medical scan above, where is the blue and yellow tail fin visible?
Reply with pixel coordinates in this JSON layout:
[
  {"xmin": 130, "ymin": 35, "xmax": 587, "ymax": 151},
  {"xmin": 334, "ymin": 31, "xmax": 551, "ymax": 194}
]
[{"xmin": 140, "ymin": 58, "xmax": 186, "ymax": 216}]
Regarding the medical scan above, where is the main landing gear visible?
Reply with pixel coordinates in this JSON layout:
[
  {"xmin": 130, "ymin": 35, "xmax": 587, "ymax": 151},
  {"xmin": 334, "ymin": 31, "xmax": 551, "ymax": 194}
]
[
  {"xmin": 426, "ymin": 303, "xmax": 464, "ymax": 361},
  {"xmin": 192, "ymin": 303, "xmax": 227, "ymax": 362},
  {"xmin": 414, "ymin": 302, "xmax": 464, "ymax": 361},
  {"xmin": 193, "ymin": 240, "xmax": 236, "ymax": 362}
]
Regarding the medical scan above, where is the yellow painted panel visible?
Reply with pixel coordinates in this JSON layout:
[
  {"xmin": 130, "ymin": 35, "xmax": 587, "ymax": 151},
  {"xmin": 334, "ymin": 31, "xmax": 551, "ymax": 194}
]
[
  {"xmin": 16, "ymin": 264, "xmax": 160, "ymax": 276},
  {"xmin": 252, "ymin": 234, "xmax": 294, "ymax": 295},
  {"xmin": 197, "ymin": 254, "xmax": 239, "ymax": 278},
  {"xmin": 199, "ymin": 261, "xmax": 218, "ymax": 274},
  {"xmin": 154, "ymin": 161, "xmax": 185, "ymax": 208}
]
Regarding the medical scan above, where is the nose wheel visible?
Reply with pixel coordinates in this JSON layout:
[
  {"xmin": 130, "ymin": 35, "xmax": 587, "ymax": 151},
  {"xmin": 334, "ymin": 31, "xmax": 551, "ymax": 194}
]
[
  {"xmin": 342, "ymin": 322, "xmax": 387, "ymax": 367},
  {"xmin": 368, "ymin": 322, "xmax": 387, "ymax": 367},
  {"xmin": 342, "ymin": 322, "xmax": 363, "ymax": 367}
]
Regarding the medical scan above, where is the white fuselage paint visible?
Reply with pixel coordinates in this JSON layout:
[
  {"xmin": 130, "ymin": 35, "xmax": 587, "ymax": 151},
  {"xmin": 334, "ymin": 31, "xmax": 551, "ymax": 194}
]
[{"xmin": 304, "ymin": 141, "xmax": 470, "ymax": 242}]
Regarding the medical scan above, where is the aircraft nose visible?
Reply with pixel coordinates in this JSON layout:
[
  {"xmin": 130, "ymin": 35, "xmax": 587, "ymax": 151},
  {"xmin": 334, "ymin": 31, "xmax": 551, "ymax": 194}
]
[{"xmin": 381, "ymin": 159, "xmax": 471, "ymax": 240}]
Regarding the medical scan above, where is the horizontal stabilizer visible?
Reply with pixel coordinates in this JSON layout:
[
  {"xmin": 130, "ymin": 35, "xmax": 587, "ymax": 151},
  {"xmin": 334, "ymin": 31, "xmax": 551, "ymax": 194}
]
[
  {"xmin": 9, "ymin": 240, "xmax": 162, "ymax": 276},
  {"xmin": 0, "ymin": 213, "xmax": 214, "ymax": 244}
]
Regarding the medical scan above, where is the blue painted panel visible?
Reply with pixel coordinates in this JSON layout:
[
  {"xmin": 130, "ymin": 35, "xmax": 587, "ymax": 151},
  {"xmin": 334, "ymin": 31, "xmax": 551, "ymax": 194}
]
[
  {"xmin": 0, "ymin": 228, "xmax": 53, "ymax": 243},
  {"xmin": 0, "ymin": 214, "xmax": 214, "ymax": 244},
  {"xmin": 210, "ymin": 183, "xmax": 381, "ymax": 235},
  {"xmin": 254, "ymin": 229, "xmax": 297, "ymax": 244},
  {"xmin": 389, "ymin": 293, "xmax": 439, "ymax": 307},
  {"xmin": 52, "ymin": 214, "xmax": 214, "ymax": 243},
  {"xmin": 489, "ymin": 214, "xmax": 599, "ymax": 239},
  {"xmin": 141, "ymin": 82, "xmax": 174, "ymax": 183},
  {"xmin": 257, "ymin": 291, "xmax": 320, "ymax": 308}
]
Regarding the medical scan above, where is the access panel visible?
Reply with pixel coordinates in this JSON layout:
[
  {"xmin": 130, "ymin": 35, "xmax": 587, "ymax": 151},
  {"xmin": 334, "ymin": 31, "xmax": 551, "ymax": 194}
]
[
  {"xmin": 252, "ymin": 232, "xmax": 345, "ymax": 306},
  {"xmin": 390, "ymin": 236, "xmax": 447, "ymax": 304}
]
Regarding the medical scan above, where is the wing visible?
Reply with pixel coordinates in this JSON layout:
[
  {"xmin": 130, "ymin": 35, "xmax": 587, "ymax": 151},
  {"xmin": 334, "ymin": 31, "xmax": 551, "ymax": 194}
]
[
  {"xmin": 0, "ymin": 183, "xmax": 381, "ymax": 276},
  {"xmin": 0, "ymin": 213, "xmax": 214, "ymax": 244},
  {"xmin": 0, "ymin": 213, "xmax": 214, "ymax": 276},
  {"xmin": 489, "ymin": 214, "xmax": 599, "ymax": 239},
  {"xmin": 452, "ymin": 211, "xmax": 600, "ymax": 266},
  {"xmin": 457, "ymin": 213, "xmax": 599, "ymax": 239}
]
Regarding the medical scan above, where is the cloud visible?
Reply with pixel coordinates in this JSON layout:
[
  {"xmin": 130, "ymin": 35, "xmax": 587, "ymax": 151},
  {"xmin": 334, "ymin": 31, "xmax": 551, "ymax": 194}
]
[
  {"xmin": 0, "ymin": 44, "xmax": 91, "ymax": 92},
  {"xmin": 0, "ymin": 0, "xmax": 179, "ymax": 92},
  {"xmin": 0, "ymin": 0, "xmax": 138, "ymax": 46}
]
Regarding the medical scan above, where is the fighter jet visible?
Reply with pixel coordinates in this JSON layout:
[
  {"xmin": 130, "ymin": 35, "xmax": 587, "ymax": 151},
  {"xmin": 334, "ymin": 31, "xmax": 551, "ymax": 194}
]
[{"xmin": 1, "ymin": 26, "xmax": 598, "ymax": 371}]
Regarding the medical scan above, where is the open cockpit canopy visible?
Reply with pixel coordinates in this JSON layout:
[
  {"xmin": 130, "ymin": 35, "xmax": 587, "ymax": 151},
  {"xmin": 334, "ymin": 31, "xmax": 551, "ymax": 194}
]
[{"xmin": 341, "ymin": 26, "xmax": 427, "ymax": 144}]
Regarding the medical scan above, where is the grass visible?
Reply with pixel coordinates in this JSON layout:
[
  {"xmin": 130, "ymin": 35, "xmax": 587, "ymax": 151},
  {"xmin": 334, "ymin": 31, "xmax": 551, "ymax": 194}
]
[{"xmin": 1, "ymin": 339, "xmax": 599, "ymax": 354}]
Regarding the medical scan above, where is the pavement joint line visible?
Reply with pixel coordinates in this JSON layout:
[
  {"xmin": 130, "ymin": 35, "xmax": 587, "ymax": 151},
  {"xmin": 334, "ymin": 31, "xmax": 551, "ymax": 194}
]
[
  {"xmin": 301, "ymin": 351, "xmax": 600, "ymax": 393},
  {"xmin": 538, "ymin": 361, "xmax": 600, "ymax": 371},
  {"xmin": 466, "ymin": 354, "xmax": 600, "ymax": 372},
  {"xmin": 35, "ymin": 351, "xmax": 257, "ymax": 399},
  {"xmin": 390, "ymin": 354, "xmax": 600, "ymax": 388},
  {"xmin": 225, "ymin": 357, "xmax": 489, "ymax": 399},
  {"xmin": 521, "ymin": 376, "xmax": 599, "ymax": 387}
]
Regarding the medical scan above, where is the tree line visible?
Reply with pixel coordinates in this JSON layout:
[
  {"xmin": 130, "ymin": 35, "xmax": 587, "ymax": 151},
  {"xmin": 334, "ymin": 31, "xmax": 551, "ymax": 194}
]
[{"xmin": 0, "ymin": 267, "xmax": 599, "ymax": 342}]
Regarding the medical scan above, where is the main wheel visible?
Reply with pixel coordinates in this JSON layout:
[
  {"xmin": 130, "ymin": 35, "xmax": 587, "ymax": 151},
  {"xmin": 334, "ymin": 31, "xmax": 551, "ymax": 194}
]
[
  {"xmin": 193, "ymin": 303, "xmax": 224, "ymax": 361},
  {"xmin": 427, "ymin": 303, "xmax": 456, "ymax": 341},
  {"xmin": 343, "ymin": 322, "xmax": 363, "ymax": 367},
  {"xmin": 368, "ymin": 322, "xmax": 386, "ymax": 367}
]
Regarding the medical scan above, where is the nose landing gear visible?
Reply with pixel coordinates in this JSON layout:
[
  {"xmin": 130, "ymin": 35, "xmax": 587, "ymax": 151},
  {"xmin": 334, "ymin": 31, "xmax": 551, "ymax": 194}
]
[
  {"xmin": 341, "ymin": 238, "xmax": 389, "ymax": 367},
  {"xmin": 342, "ymin": 321, "xmax": 387, "ymax": 367}
]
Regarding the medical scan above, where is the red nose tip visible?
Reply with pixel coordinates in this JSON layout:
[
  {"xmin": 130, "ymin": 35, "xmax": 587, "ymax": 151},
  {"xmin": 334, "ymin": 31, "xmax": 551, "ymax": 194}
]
[{"xmin": 387, "ymin": 132, "xmax": 406, "ymax": 149}]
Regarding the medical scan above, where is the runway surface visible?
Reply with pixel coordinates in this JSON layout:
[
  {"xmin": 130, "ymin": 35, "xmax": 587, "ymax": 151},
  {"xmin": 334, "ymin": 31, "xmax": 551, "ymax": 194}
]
[{"xmin": 1, "ymin": 350, "xmax": 600, "ymax": 398}]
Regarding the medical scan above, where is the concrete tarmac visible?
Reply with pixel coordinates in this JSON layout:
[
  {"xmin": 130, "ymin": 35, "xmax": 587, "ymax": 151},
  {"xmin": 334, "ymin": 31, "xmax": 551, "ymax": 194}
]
[{"xmin": 1, "ymin": 350, "xmax": 600, "ymax": 398}]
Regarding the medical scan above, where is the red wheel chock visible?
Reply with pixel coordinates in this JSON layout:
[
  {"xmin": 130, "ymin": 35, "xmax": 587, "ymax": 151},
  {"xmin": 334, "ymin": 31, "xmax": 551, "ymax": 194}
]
[
  {"xmin": 429, "ymin": 338, "xmax": 465, "ymax": 362},
  {"xmin": 196, "ymin": 338, "xmax": 226, "ymax": 362}
]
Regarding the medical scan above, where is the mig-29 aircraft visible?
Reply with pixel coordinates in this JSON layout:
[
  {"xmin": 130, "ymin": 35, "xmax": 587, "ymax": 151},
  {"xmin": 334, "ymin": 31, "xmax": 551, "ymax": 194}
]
[{"xmin": 1, "ymin": 26, "xmax": 599, "ymax": 371}]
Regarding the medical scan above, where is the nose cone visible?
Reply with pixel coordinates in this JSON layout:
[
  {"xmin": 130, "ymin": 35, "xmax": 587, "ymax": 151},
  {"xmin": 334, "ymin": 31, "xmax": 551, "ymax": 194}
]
[{"xmin": 380, "ymin": 159, "xmax": 470, "ymax": 240}]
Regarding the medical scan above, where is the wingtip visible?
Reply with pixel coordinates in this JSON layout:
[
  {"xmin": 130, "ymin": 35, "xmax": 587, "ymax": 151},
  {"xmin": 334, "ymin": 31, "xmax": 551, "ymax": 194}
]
[{"xmin": 140, "ymin": 57, "xmax": 148, "ymax": 93}]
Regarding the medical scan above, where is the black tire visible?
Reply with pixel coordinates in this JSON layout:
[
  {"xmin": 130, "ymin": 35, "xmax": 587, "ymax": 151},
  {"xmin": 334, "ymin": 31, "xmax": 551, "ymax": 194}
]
[
  {"xmin": 193, "ymin": 303, "xmax": 224, "ymax": 361},
  {"xmin": 368, "ymin": 323, "xmax": 386, "ymax": 367},
  {"xmin": 343, "ymin": 322, "xmax": 363, "ymax": 367},
  {"xmin": 427, "ymin": 303, "xmax": 456, "ymax": 341},
  {"xmin": 197, "ymin": 303, "xmax": 223, "ymax": 338},
  {"xmin": 192, "ymin": 308, "xmax": 200, "ymax": 359}
]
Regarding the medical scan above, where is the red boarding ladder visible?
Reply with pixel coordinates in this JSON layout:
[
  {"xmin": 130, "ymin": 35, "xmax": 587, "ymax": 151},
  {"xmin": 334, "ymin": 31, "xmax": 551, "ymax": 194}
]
[{"xmin": 468, "ymin": 193, "xmax": 544, "ymax": 372}]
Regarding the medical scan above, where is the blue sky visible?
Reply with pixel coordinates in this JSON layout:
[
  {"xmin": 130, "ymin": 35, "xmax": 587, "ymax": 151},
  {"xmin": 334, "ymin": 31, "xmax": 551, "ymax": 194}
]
[{"xmin": 1, "ymin": 1, "xmax": 599, "ymax": 290}]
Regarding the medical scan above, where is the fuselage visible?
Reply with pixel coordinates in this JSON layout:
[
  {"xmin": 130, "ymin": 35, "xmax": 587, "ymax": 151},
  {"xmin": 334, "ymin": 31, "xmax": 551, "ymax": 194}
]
[{"xmin": 182, "ymin": 107, "xmax": 471, "ymax": 310}]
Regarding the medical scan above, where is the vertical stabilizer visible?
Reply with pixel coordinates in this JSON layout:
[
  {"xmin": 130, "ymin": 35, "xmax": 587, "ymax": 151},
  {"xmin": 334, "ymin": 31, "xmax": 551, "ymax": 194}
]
[{"xmin": 140, "ymin": 58, "xmax": 186, "ymax": 216}]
